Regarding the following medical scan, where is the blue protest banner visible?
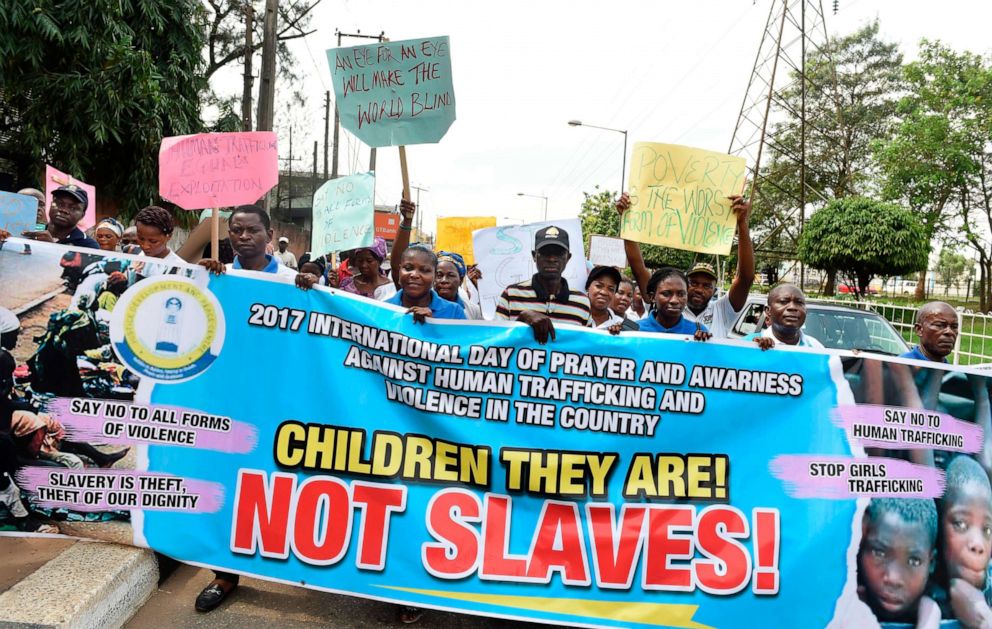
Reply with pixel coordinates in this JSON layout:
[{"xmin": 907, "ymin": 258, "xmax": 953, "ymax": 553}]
[
  {"xmin": 311, "ymin": 172, "xmax": 376, "ymax": 256},
  {"xmin": 327, "ymin": 36, "xmax": 456, "ymax": 147},
  {"xmin": 5, "ymin": 242, "xmax": 992, "ymax": 628}
]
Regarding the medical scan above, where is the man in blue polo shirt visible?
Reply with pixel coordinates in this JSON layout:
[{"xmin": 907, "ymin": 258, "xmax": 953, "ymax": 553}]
[
  {"xmin": 21, "ymin": 185, "xmax": 99, "ymax": 249},
  {"xmin": 901, "ymin": 301, "xmax": 959, "ymax": 363}
]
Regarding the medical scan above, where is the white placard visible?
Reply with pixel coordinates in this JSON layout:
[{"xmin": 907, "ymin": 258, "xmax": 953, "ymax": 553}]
[
  {"xmin": 588, "ymin": 235, "xmax": 627, "ymax": 268},
  {"xmin": 472, "ymin": 219, "xmax": 587, "ymax": 320}
]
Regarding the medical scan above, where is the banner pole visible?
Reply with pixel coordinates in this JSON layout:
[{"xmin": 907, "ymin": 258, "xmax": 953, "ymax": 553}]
[
  {"xmin": 211, "ymin": 207, "xmax": 220, "ymax": 260},
  {"xmin": 398, "ymin": 146, "xmax": 411, "ymax": 202}
]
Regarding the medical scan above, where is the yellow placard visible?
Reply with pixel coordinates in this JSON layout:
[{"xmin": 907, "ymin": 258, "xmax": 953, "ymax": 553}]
[
  {"xmin": 434, "ymin": 216, "xmax": 497, "ymax": 265},
  {"xmin": 621, "ymin": 142, "xmax": 747, "ymax": 255}
]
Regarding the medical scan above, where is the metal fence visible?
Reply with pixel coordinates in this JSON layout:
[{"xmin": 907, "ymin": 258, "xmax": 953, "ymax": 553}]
[{"xmin": 813, "ymin": 298, "xmax": 992, "ymax": 366}]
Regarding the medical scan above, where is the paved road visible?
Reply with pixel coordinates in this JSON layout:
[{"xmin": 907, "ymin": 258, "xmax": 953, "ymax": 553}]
[
  {"xmin": 0, "ymin": 536, "xmax": 74, "ymax": 594},
  {"xmin": 0, "ymin": 241, "xmax": 66, "ymax": 311},
  {"xmin": 128, "ymin": 563, "xmax": 547, "ymax": 629}
]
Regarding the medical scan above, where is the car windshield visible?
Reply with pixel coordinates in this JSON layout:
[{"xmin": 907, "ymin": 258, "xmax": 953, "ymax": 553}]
[{"xmin": 801, "ymin": 309, "xmax": 908, "ymax": 355}]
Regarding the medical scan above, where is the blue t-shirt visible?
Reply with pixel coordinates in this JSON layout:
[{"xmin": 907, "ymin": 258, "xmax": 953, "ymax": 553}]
[
  {"xmin": 638, "ymin": 313, "xmax": 706, "ymax": 335},
  {"xmin": 900, "ymin": 345, "xmax": 947, "ymax": 363},
  {"xmin": 386, "ymin": 289, "xmax": 467, "ymax": 320}
]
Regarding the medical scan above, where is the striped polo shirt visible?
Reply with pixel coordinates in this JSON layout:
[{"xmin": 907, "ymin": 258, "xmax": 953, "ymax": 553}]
[{"xmin": 495, "ymin": 275, "xmax": 590, "ymax": 326}]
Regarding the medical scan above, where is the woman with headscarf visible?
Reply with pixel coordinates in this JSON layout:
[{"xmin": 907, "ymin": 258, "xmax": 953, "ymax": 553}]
[
  {"xmin": 337, "ymin": 236, "xmax": 396, "ymax": 301},
  {"xmin": 435, "ymin": 251, "xmax": 484, "ymax": 320},
  {"xmin": 94, "ymin": 218, "xmax": 124, "ymax": 252}
]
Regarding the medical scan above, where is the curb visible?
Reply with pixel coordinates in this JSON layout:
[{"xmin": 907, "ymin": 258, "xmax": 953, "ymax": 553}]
[
  {"xmin": 12, "ymin": 287, "xmax": 66, "ymax": 317},
  {"xmin": 0, "ymin": 541, "xmax": 158, "ymax": 629}
]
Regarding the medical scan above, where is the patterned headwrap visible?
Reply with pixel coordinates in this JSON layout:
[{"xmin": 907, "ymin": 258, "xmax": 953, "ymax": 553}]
[
  {"xmin": 436, "ymin": 250, "xmax": 467, "ymax": 278},
  {"xmin": 353, "ymin": 236, "xmax": 388, "ymax": 262},
  {"xmin": 96, "ymin": 218, "xmax": 124, "ymax": 238}
]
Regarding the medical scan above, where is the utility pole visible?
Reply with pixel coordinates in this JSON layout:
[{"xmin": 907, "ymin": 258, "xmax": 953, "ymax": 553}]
[
  {"xmin": 323, "ymin": 91, "xmax": 330, "ymax": 178},
  {"xmin": 412, "ymin": 185, "xmax": 428, "ymax": 238},
  {"xmin": 313, "ymin": 140, "xmax": 318, "ymax": 195},
  {"xmin": 331, "ymin": 30, "xmax": 385, "ymax": 178},
  {"xmin": 256, "ymin": 0, "xmax": 277, "ymax": 133},
  {"xmin": 241, "ymin": 2, "xmax": 254, "ymax": 131}
]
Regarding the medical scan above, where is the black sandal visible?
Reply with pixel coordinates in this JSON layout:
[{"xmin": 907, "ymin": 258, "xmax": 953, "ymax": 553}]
[{"xmin": 398, "ymin": 605, "xmax": 423, "ymax": 624}]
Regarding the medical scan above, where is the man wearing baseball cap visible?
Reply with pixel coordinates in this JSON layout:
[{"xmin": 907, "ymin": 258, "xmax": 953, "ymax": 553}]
[
  {"xmin": 496, "ymin": 225, "xmax": 590, "ymax": 343},
  {"xmin": 274, "ymin": 235, "xmax": 297, "ymax": 269},
  {"xmin": 616, "ymin": 193, "xmax": 755, "ymax": 338},
  {"xmin": 20, "ymin": 184, "xmax": 98, "ymax": 249}
]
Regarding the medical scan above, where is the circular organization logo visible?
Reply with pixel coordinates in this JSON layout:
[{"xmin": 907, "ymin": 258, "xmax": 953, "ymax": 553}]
[{"xmin": 110, "ymin": 275, "xmax": 225, "ymax": 383}]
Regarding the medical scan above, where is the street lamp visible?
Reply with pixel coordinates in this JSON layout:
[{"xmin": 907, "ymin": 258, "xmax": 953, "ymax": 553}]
[
  {"xmin": 568, "ymin": 120, "xmax": 628, "ymax": 192},
  {"xmin": 516, "ymin": 192, "xmax": 548, "ymax": 222}
]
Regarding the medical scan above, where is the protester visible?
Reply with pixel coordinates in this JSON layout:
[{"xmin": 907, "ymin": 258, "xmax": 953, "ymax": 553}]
[
  {"xmin": 902, "ymin": 302, "xmax": 960, "ymax": 363},
  {"xmin": 94, "ymin": 218, "xmax": 124, "ymax": 252},
  {"xmin": 133, "ymin": 206, "xmax": 183, "ymax": 265},
  {"xmin": 120, "ymin": 225, "xmax": 138, "ymax": 249},
  {"xmin": 297, "ymin": 256, "xmax": 327, "ymax": 287},
  {"xmin": 638, "ymin": 267, "xmax": 711, "ymax": 340},
  {"xmin": 745, "ymin": 284, "xmax": 823, "ymax": 349},
  {"xmin": 629, "ymin": 283, "xmax": 646, "ymax": 319},
  {"xmin": 14, "ymin": 184, "xmax": 98, "ymax": 249},
  {"xmin": 616, "ymin": 192, "xmax": 754, "ymax": 337},
  {"xmin": 435, "ymin": 251, "xmax": 484, "ymax": 320},
  {"xmin": 274, "ymin": 236, "xmax": 298, "ymax": 269},
  {"xmin": 386, "ymin": 245, "xmax": 466, "ymax": 322},
  {"xmin": 197, "ymin": 205, "xmax": 297, "ymax": 283},
  {"xmin": 194, "ymin": 205, "xmax": 295, "ymax": 612},
  {"xmin": 495, "ymin": 225, "xmax": 590, "ymax": 343},
  {"xmin": 586, "ymin": 266, "xmax": 637, "ymax": 333},
  {"xmin": 857, "ymin": 497, "xmax": 939, "ymax": 626},
  {"xmin": 336, "ymin": 237, "xmax": 396, "ymax": 300},
  {"xmin": 612, "ymin": 278, "xmax": 638, "ymax": 324}
]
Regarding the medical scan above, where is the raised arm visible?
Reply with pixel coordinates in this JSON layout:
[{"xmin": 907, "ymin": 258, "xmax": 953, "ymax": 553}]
[
  {"xmin": 726, "ymin": 195, "xmax": 755, "ymax": 312},
  {"xmin": 390, "ymin": 198, "xmax": 416, "ymax": 286},
  {"xmin": 616, "ymin": 193, "xmax": 651, "ymax": 297}
]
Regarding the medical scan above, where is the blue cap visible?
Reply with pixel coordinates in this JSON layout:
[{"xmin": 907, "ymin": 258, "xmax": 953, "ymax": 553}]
[{"xmin": 53, "ymin": 184, "xmax": 88, "ymax": 209}]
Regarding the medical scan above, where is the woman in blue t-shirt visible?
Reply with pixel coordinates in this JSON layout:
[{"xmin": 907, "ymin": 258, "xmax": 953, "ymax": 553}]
[
  {"xmin": 386, "ymin": 244, "xmax": 467, "ymax": 322},
  {"xmin": 639, "ymin": 267, "xmax": 711, "ymax": 341}
]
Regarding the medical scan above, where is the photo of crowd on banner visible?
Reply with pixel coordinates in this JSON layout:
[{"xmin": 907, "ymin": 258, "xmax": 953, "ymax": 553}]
[{"xmin": 0, "ymin": 187, "xmax": 197, "ymax": 538}]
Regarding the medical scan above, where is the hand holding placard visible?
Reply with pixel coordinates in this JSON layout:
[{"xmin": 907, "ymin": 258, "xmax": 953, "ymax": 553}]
[{"xmin": 621, "ymin": 142, "xmax": 746, "ymax": 255}]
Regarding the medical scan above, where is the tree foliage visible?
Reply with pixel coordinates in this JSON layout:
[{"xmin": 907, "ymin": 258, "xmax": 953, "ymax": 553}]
[
  {"xmin": 0, "ymin": 0, "xmax": 206, "ymax": 220},
  {"xmin": 797, "ymin": 197, "xmax": 928, "ymax": 297},
  {"xmin": 579, "ymin": 187, "xmax": 697, "ymax": 272},
  {"xmin": 936, "ymin": 248, "xmax": 969, "ymax": 288},
  {"xmin": 203, "ymin": 0, "xmax": 322, "ymax": 109}
]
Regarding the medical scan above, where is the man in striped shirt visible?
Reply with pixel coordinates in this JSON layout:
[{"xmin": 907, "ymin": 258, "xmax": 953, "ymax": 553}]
[{"xmin": 496, "ymin": 225, "xmax": 590, "ymax": 343}]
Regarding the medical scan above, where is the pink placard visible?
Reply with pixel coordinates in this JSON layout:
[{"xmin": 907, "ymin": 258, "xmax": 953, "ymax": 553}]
[
  {"xmin": 158, "ymin": 132, "xmax": 279, "ymax": 210},
  {"xmin": 45, "ymin": 165, "xmax": 96, "ymax": 231}
]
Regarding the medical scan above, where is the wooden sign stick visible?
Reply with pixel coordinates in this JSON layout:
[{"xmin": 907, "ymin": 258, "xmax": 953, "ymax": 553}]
[
  {"xmin": 210, "ymin": 206, "xmax": 220, "ymax": 261},
  {"xmin": 398, "ymin": 146, "xmax": 411, "ymax": 202}
]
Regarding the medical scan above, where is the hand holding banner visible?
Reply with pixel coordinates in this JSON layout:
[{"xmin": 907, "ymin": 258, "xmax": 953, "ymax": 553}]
[
  {"xmin": 311, "ymin": 172, "xmax": 376, "ymax": 256},
  {"xmin": 621, "ymin": 142, "xmax": 746, "ymax": 255}
]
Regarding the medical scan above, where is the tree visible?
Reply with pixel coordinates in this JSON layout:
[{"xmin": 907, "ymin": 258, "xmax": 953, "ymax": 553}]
[
  {"xmin": 0, "ymin": 0, "xmax": 206, "ymax": 221},
  {"xmin": 798, "ymin": 197, "xmax": 928, "ymax": 298},
  {"xmin": 579, "ymin": 187, "xmax": 701, "ymax": 273},
  {"xmin": 203, "ymin": 0, "xmax": 322, "ymax": 114},
  {"xmin": 874, "ymin": 41, "xmax": 992, "ymax": 300},
  {"xmin": 753, "ymin": 22, "xmax": 903, "ymax": 294},
  {"xmin": 936, "ymin": 248, "xmax": 969, "ymax": 290}
]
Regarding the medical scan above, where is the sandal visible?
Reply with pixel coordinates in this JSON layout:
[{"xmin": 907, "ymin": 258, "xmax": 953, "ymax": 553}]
[{"xmin": 398, "ymin": 605, "xmax": 423, "ymax": 624}]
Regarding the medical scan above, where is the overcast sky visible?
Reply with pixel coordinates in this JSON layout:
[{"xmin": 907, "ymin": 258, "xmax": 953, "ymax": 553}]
[{"xmin": 246, "ymin": 0, "xmax": 992, "ymax": 235}]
